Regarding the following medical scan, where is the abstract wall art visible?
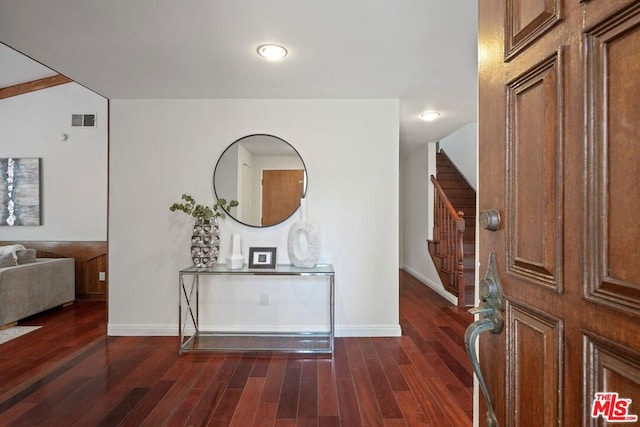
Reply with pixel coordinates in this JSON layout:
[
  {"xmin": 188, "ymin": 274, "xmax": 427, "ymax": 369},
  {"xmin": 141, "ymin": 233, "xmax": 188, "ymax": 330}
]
[{"xmin": 0, "ymin": 158, "xmax": 41, "ymax": 226}]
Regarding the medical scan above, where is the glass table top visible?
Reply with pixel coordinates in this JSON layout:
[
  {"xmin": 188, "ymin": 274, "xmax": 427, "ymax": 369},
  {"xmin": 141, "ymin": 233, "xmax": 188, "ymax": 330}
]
[{"xmin": 180, "ymin": 263, "xmax": 334, "ymax": 275}]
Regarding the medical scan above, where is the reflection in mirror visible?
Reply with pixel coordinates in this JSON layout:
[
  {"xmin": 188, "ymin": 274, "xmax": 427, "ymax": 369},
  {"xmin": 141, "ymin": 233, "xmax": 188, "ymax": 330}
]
[{"xmin": 213, "ymin": 134, "xmax": 307, "ymax": 227}]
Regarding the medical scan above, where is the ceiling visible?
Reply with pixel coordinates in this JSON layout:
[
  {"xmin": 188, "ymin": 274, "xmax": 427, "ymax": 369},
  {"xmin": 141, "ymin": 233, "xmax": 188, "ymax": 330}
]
[{"xmin": 0, "ymin": 1, "xmax": 478, "ymax": 154}]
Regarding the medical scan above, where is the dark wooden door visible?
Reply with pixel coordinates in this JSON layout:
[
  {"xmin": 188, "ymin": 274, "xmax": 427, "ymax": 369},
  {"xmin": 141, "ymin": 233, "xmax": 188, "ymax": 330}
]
[
  {"xmin": 261, "ymin": 169, "xmax": 304, "ymax": 226},
  {"xmin": 478, "ymin": 0, "xmax": 640, "ymax": 425}
]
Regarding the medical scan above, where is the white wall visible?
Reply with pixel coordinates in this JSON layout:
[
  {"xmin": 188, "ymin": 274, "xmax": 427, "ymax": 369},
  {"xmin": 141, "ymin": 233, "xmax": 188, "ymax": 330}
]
[
  {"xmin": 108, "ymin": 99, "xmax": 401, "ymax": 337},
  {"xmin": 439, "ymin": 122, "xmax": 477, "ymax": 189},
  {"xmin": 0, "ymin": 83, "xmax": 108, "ymax": 240},
  {"xmin": 400, "ymin": 142, "xmax": 455, "ymax": 304}
]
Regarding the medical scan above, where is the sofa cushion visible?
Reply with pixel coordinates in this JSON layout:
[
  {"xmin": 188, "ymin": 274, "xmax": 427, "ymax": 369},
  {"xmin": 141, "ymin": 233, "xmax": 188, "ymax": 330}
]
[
  {"xmin": 16, "ymin": 249, "xmax": 37, "ymax": 265},
  {"xmin": 0, "ymin": 253, "xmax": 17, "ymax": 268}
]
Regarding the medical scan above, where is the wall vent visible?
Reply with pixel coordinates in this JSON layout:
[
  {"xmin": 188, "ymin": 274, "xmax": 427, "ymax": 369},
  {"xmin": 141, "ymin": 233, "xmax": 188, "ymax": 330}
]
[{"xmin": 71, "ymin": 113, "xmax": 96, "ymax": 127}]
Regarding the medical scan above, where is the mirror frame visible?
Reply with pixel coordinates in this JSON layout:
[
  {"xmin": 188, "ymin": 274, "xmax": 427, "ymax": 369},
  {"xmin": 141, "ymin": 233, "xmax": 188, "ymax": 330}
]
[{"xmin": 213, "ymin": 133, "xmax": 307, "ymax": 228}]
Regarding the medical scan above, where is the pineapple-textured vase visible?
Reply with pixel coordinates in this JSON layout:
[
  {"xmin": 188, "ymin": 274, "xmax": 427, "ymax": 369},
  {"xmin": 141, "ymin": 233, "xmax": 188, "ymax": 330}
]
[
  {"xmin": 287, "ymin": 199, "xmax": 320, "ymax": 268},
  {"xmin": 191, "ymin": 216, "xmax": 220, "ymax": 268}
]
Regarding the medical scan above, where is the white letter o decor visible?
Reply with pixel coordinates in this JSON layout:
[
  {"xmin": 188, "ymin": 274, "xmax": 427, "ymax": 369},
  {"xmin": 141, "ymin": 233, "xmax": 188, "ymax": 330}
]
[{"xmin": 287, "ymin": 221, "xmax": 321, "ymax": 268}]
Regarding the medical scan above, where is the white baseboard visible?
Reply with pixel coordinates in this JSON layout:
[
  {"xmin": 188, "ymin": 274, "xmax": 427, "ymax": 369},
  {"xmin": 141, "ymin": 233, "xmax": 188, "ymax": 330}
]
[
  {"xmin": 335, "ymin": 325, "xmax": 402, "ymax": 337},
  {"xmin": 107, "ymin": 324, "xmax": 176, "ymax": 336},
  {"xmin": 401, "ymin": 265, "xmax": 458, "ymax": 305}
]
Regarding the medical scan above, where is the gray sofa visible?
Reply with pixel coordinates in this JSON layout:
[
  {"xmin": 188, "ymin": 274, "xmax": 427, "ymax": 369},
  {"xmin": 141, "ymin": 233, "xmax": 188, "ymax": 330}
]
[{"xmin": 0, "ymin": 258, "xmax": 75, "ymax": 327}]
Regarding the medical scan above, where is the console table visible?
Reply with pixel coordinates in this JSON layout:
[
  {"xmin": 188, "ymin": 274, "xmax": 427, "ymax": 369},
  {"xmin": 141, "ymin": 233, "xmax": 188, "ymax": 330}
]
[{"xmin": 178, "ymin": 264, "xmax": 334, "ymax": 354}]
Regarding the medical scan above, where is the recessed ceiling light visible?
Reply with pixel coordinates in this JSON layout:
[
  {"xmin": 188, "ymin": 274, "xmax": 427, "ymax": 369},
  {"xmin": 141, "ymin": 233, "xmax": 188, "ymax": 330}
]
[
  {"xmin": 419, "ymin": 111, "xmax": 441, "ymax": 121},
  {"xmin": 257, "ymin": 44, "xmax": 288, "ymax": 61}
]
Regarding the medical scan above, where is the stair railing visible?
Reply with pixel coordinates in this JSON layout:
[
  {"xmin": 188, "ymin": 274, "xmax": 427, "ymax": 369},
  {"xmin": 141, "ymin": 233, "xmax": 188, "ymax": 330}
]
[{"xmin": 430, "ymin": 175, "xmax": 466, "ymax": 297}]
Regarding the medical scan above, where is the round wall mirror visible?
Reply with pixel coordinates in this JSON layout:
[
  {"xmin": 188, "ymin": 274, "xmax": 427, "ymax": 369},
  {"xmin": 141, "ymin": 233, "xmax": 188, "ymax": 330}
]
[{"xmin": 213, "ymin": 134, "xmax": 307, "ymax": 227}]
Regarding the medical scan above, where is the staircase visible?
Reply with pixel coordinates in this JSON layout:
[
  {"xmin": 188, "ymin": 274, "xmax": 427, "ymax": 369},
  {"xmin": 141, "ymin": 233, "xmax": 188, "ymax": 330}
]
[{"xmin": 428, "ymin": 150, "xmax": 476, "ymax": 307}]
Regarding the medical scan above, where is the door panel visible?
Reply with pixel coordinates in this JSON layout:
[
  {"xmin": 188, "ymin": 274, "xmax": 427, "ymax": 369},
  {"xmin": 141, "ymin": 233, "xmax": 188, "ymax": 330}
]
[
  {"xmin": 505, "ymin": 0, "xmax": 561, "ymax": 60},
  {"xmin": 506, "ymin": 51, "xmax": 563, "ymax": 292},
  {"xmin": 478, "ymin": 0, "xmax": 640, "ymax": 425},
  {"xmin": 584, "ymin": 332, "xmax": 640, "ymax": 426},
  {"xmin": 506, "ymin": 301, "xmax": 562, "ymax": 427},
  {"xmin": 261, "ymin": 169, "xmax": 304, "ymax": 226},
  {"xmin": 584, "ymin": 3, "xmax": 640, "ymax": 312}
]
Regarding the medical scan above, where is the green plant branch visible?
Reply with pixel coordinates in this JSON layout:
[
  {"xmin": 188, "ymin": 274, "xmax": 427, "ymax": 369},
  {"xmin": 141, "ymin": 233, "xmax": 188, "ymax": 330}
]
[{"xmin": 170, "ymin": 193, "xmax": 238, "ymax": 219}]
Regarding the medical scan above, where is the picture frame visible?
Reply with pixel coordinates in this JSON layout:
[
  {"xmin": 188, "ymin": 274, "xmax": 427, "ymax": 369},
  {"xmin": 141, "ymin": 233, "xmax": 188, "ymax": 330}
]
[
  {"xmin": 0, "ymin": 157, "xmax": 42, "ymax": 226},
  {"xmin": 248, "ymin": 247, "xmax": 277, "ymax": 269}
]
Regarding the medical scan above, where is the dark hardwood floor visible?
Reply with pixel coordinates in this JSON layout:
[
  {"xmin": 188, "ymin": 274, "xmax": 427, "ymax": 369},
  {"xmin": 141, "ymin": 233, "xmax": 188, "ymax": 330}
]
[{"xmin": 0, "ymin": 270, "xmax": 473, "ymax": 426}]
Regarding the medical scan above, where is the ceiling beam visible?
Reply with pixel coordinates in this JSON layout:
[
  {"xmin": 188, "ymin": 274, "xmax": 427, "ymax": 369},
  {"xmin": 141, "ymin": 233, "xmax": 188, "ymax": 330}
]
[{"xmin": 0, "ymin": 74, "xmax": 72, "ymax": 99}]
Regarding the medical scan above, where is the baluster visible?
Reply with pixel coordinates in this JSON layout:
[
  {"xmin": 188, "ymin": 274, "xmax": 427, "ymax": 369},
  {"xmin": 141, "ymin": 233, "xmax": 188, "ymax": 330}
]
[
  {"xmin": 433, "ymin": 190, "xmax": 440, "ymax": 246},
  {"xmin": 449, "ymin": 214, "xmax": 455, "ymax": 277},
  {"xmin": 446, "ymin": 214, "xmax": 453, "ymax": 274},
  {"xmin": 455, "ymin": 213, "xmax": 466, "ymax": 296},
  {"xmin": 430, "ymin": 176, "xmax": 469, "ymax": 300},
  {"xmin": 437, "ymin": 196, "xmax": 444, "ymax": 257}
]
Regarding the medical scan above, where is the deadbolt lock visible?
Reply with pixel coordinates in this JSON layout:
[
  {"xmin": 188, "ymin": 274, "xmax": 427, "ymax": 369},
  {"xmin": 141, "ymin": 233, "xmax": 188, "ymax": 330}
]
[{"xmin": 479, "ymin": 209, "xmax": 501, "ymax": 231}]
